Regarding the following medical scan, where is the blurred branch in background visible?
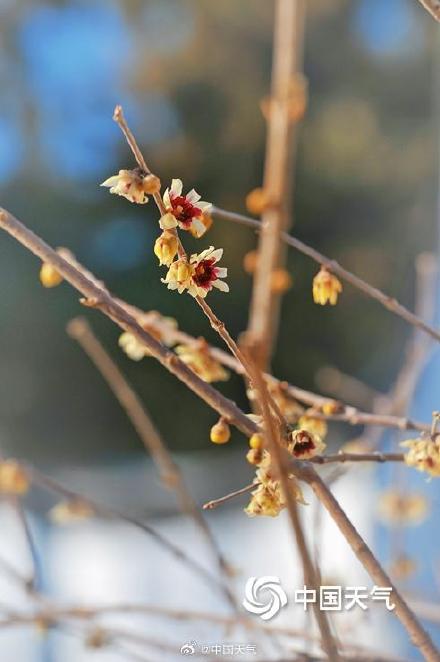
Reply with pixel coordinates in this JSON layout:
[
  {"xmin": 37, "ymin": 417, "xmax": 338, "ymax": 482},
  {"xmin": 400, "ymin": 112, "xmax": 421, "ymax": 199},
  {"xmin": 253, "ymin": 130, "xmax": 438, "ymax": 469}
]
[
  {"xmin": 417, "ymin": 0, "xmax": 440, "ymax": 21},
  {"xmin": 66, "ymin": 316, "xmax": 237, "ymax": 611},
  {"xmin": 246, "ymin": 0, "xmax": 305, "ymax": 369}
]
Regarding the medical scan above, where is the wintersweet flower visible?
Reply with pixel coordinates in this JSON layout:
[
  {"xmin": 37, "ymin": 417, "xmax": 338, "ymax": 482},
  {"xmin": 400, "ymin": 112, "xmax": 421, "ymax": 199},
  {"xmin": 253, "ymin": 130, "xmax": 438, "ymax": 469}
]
[
  {"xmin": 162, "ymin": 258, "xmax": 194, "ymax": 294},
  {"xmin": 118, "ymin": 332, "xmax": 148, "ymax": 361},
  {"xmin": 101, "ymin": 169, "xmax": 160, "ymax": 204},
  {"xmin": 175, "ymin": 340, "xmax": 229, "ymax": 383},
  {"xmin": 313, "ymin": 267, "xmax": 342, "ymax": 305},
  {"xmin": 188, "ymin": 247, "xmax": 228, "ymax": 298},
  {"xmin": 401, "ymin": 436, "xmax": 440, "ymax": 477},
  {"xmin": 154, "ymin": 231, "xmax": 178, "ymax": 267},
  {"xmin": 288, "ymin": 429, "xmax": 326, "ymax": 459},
  {"xmin": 160, "ymin": 179, "xmax": 211, "ymax": 237}
]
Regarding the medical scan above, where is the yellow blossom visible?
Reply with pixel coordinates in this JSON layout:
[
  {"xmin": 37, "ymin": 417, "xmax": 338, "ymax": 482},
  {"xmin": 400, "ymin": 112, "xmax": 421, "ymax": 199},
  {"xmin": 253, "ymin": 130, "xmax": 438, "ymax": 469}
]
[
  {"xmin": 50, "ymin": 499, "xmax": 95, "ymax": 524},
  {"xmin": 289, "ymin": 429, "xmax": 326, "ymax": 459},
  {"xmin": 160, "ymin": 179, "xmax": 211, "ymax": 237},
  {"xmin": 175, "ymin": 340, "xmax": 229, "ymax": 383},
  {"xmin": 154, "ymin": 231, "xmax": 178, "ymax": 267},
  {"xmin": 378, "ymin": 490, "xmax": 428, "ymax": 526},
  {"xmin": 188, "ymin": 247, "xmax": 228, "ymax": 298},
  {"xmin": 40, "ymin": 263, "xmax": 63, "ymax": 288},
  {"xmin": 298, "ymin": 415, "xmax": 328, "ymax": 439},
  {"xmin": 210, "ymin": 419, "xmax": 231, "ymax": 444},
  {"xmin": 313, "ymin": 267, "xmax": 342, "ymax": 305},
  {"xmin": 101, "ymin": 169, "xmax": 160, "ymax": 204},
  {"xmin": 162, "ymin": 258, "xmax": 194, "ymax": 294},
  {"xmin": 0, "ymin": 460, "xmax": 29, "ymax": 495},
  {"xmin": 401, "ymin": 436, "xmax": 440, "ymax": 477},
  {"xmin": 118, "ymin": 332, "xmax": 148, "ymax": 361},
  {"xmin": 245, "ymin": 463, "xmax": 306, "ymax": 518}
]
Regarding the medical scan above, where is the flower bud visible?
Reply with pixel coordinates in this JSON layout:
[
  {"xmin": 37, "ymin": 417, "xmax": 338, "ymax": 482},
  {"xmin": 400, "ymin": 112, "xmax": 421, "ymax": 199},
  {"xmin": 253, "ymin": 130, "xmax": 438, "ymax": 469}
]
[
  {"xmin": 40, "ymin": 263, "xmax": 63, "ymax": 288},
  {"xmin": 0, "ymin": 460, "xmax": 29, "ymax": 495},
  {"xmin": 210, "ymin": 419, "xmax": 231, "ymax": 444},
  {"xmin": 154, "ymin": 231, "xmax": 178, "ymax": 267},
  {"xmin": 249, "ymin": 433, "xmax": 264, "ymax": 450}
]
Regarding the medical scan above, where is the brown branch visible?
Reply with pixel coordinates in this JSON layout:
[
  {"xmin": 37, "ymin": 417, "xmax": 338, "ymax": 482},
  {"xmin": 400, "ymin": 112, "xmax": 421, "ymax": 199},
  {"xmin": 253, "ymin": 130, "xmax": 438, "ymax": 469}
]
[
  {"xmin": 0, "ymin": 208, "xmax": 257, "ymax": 440},
  {"xmin": 246, "ymin": 0, "xmax": 306, "ymax": 368},
  {"xmin": 203, "ymin": 452, "xmax": 404, "ymax": 511},
  {"xmin": 292, "ymin": 460, "xmax": 440, "ymax": 662},
  {"xmin": 213, "ymin": 207, "xmax": 440, "ymax": 346},
  {"xmin": 242, "ymin": 343, "xmax": 341, "ymax": 661},
  {"xmin": 66, "ymin": 316, "xmax": 237, "ymax": 611},
  {"xmin": 417, "ymin": 0, "xmax": 440, "ymax": 21},
  {"xmin": 122, "ymin": 301, "xmax": 431, "ymax": 435}
]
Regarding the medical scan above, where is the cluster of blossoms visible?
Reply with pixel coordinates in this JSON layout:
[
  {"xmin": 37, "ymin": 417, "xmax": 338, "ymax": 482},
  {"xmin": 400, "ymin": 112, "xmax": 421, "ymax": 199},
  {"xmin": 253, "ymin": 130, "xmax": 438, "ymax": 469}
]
[
  {"xmin": 243, "ymin": 422, "xmax": 326, "ymax": 518},
  {"xmin": 101, "ymin": 170, "xmax": 228, "ymax": 299},
  {"xmin": 401, "ymin": 435, "xmax": 440, "ymax": 477},
  {"xmin": 245, "ymin": 440, "xmax": 307, "ymax": 518}
]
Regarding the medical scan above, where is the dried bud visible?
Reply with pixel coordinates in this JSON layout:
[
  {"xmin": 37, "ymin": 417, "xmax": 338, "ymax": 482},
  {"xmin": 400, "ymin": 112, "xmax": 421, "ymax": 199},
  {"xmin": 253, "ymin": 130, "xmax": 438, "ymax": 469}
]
[
  {"xmin": 243, "ymin": 250, "xmax": 259, "ymax": 274},
  {"xmin": 40, "ymin": 263, "xmax": 63, "ymax": 288},
  {"xmin": 210, "ymin": 419, "xmax": 231, "ymax": 444},
  {"xmin": 270, "ymin": 268, "xmax": 293, "ymax": 293},
  {"xmin": 245, "ymin": 188, "xmax": 272, "ymax": 216}
]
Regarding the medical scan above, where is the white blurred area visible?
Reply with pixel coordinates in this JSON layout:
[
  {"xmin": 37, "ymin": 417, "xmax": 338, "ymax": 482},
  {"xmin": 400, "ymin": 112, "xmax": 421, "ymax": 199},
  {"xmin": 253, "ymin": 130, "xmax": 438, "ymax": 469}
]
[{"xmin": 0, "ymin": 452, "xmax": 398, "ymax": 661}]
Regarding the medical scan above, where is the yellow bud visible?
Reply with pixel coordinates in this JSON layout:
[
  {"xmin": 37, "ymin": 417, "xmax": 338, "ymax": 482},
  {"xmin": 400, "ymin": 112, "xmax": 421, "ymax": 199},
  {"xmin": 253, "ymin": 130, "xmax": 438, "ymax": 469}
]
[
  {"xmin": 0, "ymin": 460, "xmax": 29, "ymax": 495},
  {"xmin": 39, "ymin": 263, "xmax": 63, "ymax": 288},
  {"xmin": 249, "ymin": 433, "xmax": 264, "ymax": 450},
  {"xmin": 142, "ymin": 173, "xmax": 161, "ymax": 195},
  {"xmin": 210, "ymin": 420, "xmax": 231, "ymax": 444},
  {"xmin": 154, "ymin": 231, "xmax": 178, "ymax": 267},
  {"xmin": 245, "ymin": 188, "xmax": 272, "ymax": 216},
  {"xmin": 322, "ymin": 400, "xmax": 343, "ymax": 416}
]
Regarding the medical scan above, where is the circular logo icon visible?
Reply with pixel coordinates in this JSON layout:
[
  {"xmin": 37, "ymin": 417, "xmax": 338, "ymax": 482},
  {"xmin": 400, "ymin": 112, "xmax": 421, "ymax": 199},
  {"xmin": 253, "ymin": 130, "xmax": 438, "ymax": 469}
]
[
  {"xmin": 242, "ymin": 576, "xmax": 287, "ymax": 621},
  {"xmin": 180, "ymin": 641, "xmax": 197, "ymax": 655}
]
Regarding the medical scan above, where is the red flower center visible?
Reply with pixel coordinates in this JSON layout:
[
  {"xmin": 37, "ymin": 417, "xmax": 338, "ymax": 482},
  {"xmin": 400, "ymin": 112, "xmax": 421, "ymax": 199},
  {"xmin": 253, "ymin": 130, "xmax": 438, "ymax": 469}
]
[
  {"xmin": 292, "ymin": 432, "xmax": 315, "ymax": 457},
  {"xmin": 193, "ymin": 259, "xmax": 216, "ymax": 289},
  {"xmin": 171, "ymin": 195, "xmax": 201, "ymax": 228}
]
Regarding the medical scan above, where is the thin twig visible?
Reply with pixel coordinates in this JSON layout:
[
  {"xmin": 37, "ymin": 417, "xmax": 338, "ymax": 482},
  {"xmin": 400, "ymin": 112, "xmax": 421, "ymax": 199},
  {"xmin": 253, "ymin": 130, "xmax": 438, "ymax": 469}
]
[
  {"xmin": 20, "ymin": 462, "xmax": 233, "ymax": 602},
  {"xmin": 66, "ymin": 316, "xmax": 237, "ymax": 611},
  {"xmin": 213, "ymin": 207, "xmax": 440, "ymax": 346},
  {"xmin": 202, "ymin": 452, "xmax": 405, "ymax": 511},
  {"xmin": 242, "ymin": 343, "xmax": 341, "ymax": 660}
]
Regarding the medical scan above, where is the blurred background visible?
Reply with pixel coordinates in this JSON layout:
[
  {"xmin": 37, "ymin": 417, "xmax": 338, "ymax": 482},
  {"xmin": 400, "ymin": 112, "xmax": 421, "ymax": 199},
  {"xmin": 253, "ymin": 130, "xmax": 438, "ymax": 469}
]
[{"xmin": 0, "ymin": 0, "xmax": 440, "ymax": 660}]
